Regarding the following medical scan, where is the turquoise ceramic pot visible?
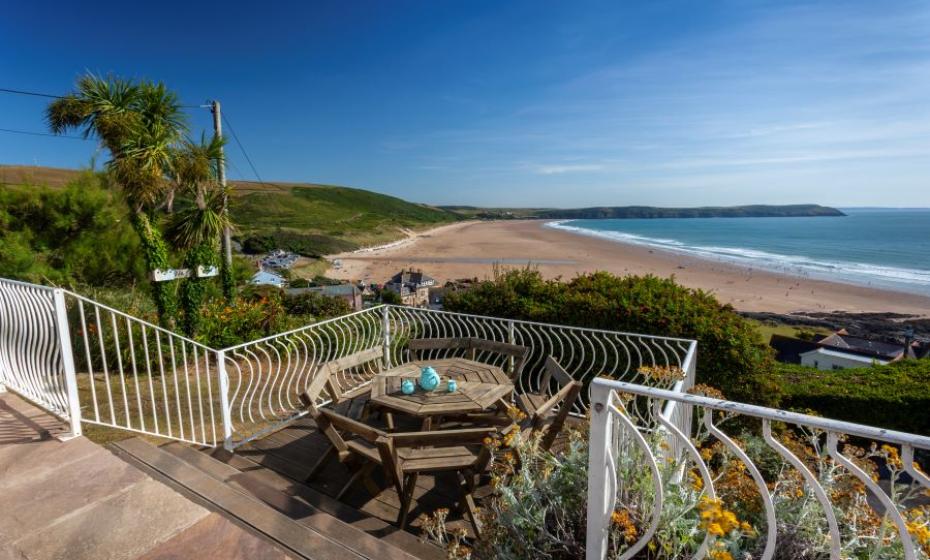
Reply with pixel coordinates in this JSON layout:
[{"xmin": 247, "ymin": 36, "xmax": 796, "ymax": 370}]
[
  {"xmin": 419, "ymin": 366, "xmax": 440, "ymax": 392},
  {"xmin": 401, "ymin": 379, "xmax": 415, "ymax": 395}
]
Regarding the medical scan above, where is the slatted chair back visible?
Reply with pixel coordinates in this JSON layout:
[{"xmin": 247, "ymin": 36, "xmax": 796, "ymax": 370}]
[
  {"xmin": 407, "ymin": 337, "xmax": 470, "ymax": 360},
  {"xmin": 408, "ymin": 337, "xmax": 529, "ymax": 379},
  {"xmin": 520, "ymin": 356, "xmax": 582, "ymax": 450},
  {"xmin": 298, "ymin": 392, "xmax": 385, "ymax": 455},
  {"xmin": 469, "ymin": 338, "xmax": 529, "ymax": 380},
  {"xmin": 317, "ymin": 346, "xmax": 384, "ymax": 404},
  {"xmin": 374, "ymin": 426, "xmax": 498, "ymax": 532}
]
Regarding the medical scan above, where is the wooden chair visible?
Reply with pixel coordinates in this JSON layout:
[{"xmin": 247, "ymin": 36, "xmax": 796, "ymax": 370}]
[
  {"xmin": 298, "ymin": 393, "xmax": 496, "ymax": 534},
  {"xmin": 376, "ymin": 427, "xmax": 496, "ymax": 535},
  {"xmin": 298, "ymin": 393, "xmax": 388, "ymax": 499},
  {"xmin": 408, "ymin": 336, "xmax": 530, "ymax": 380},
  {"xmin": 312, "ymin": 346, "xmax": 384, "ymax": 406},
  {"xmin": 515, "ymin": 356, "xmax": 582, "ymax": 450}
]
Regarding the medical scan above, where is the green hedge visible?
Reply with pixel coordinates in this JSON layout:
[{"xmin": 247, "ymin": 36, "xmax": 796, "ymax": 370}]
[
  {"xmin": 443, "ymin": 269, "xmax": 777, "ymax": 404},
  {"xmin": 773, "ymin": 360, "xmax": 930, "ymax": 435}
]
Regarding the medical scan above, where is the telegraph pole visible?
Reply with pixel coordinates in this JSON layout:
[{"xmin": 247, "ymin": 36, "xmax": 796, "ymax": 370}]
[{"xmin": 211, "ymin": 100, "xmax": 234, "ymax": 300}]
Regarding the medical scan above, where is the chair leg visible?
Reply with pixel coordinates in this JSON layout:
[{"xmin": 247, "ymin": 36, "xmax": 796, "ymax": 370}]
[
  {"xmin": 336, "ymin": 462, "xmax": 369, "ymax": 500},
  {"xmin": 457, "ymin": 471, "xmax": 482, "ymax": 537},
  {"xmin": 305, "ymin": 445, "xmax": 336, "ymax": 483},
  {"xmin": 385, "ymin": 411, "xmax": 395, "ymax": 431},
  {"xmin": 397, "ymin": 472, "xmax": 419, "ymax": 529}
]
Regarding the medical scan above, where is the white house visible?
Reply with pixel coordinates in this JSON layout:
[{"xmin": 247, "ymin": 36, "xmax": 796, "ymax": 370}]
[
  {"xmin": 250, "ymin": 270, "xmax": 286, "ymax": 288},
  {"xmin": 798, "ymin": 347, "xmax": 889, "ymax": 371}
]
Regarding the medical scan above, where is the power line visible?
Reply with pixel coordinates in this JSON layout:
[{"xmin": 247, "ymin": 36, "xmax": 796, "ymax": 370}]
[
  {"xmin": 1, "ymin": 86, "xmax": 201, "ymax": 108},
  {"xmin": 221, "ymin": 112, "xmax": 268, "ymax": 187},
  {"xmin": 0, "ymin": 127, "xmax": 89, "ymax": 140},
  {"xmin": 0, "ymin": 87, "xmax": 63, "ymax": 99}
]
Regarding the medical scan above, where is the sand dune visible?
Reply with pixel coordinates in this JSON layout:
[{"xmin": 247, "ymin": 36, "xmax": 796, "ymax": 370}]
[{"xmin": 327, "ymin": 220, "xmax": 930, "ymax": 316}]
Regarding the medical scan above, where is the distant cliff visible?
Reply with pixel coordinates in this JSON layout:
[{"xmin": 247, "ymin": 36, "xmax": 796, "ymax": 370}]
[{"xmin": 537, "ymin": 204, "xmax": 845, "ymax": 219}]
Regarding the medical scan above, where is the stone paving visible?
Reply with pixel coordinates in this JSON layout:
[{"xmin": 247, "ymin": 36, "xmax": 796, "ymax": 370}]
[{"xmin": 0, "ymin": 392, "xmax": 292, "ymax": 560}]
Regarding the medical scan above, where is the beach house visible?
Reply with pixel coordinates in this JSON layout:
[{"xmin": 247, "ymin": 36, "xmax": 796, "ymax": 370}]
[
  {"xmin": 384, "ymin": 268, "xmax": 436, "ymax": 307},
  {"xmin": 770, "ymin": 329, "xmax": 922, "ymax": 370}
]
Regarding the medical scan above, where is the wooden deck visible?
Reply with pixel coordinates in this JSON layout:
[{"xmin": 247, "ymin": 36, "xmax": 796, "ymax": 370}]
[{"xmin": 225, "ymin": 397, "xmax": 492, "ymax": 541}]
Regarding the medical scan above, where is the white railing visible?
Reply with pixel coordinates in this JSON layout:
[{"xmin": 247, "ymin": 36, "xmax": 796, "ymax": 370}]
[
  {"xmin": 219, "ymin": 306, "xmax": 386, "ymax": 447},
  {"xmin": 0, "ymin": 277, "xmax": 697, "ymax": 453},
  {"xmin": 586, "ymin": 378, "xmax": 930, "ymax": 560},
  {"xmin": 219, "ymin": 305, "xmax": 697, "ymax": 449},
  {"xmin": 63, "ymin": 292, "xmax": 224, "ymax": 447},
  {"xmin": 0, "ymin": 280, "xmax": 81, "ymax": 434}
]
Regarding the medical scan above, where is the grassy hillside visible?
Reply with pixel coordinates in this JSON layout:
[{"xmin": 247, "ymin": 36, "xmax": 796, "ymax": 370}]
[{"xmin": 0, "ymin": 165, "xmax": 460, "ymax": 252}]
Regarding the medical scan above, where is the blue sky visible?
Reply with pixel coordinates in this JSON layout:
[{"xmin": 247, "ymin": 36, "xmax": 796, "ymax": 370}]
[{"xmin": 1, "ymin": 1, "xmax": 928, "ymax": 207}]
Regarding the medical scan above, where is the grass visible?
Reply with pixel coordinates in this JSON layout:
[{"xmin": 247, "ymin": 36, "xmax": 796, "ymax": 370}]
[
  {"xmin": 748, "ymin": 318, "xmax": 830, "ymax": 343},
  {"xmin": 291, "ymin": 257, "xmax": 331, "ymax": 280},
  {"xmin": 2, "ymin": 164, "xmax": 461, "ymax": 252}
]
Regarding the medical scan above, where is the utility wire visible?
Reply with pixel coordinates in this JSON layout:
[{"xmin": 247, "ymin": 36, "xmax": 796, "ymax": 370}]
[
  {"xmin": 0, "ymin": 127, "xmax": 89, "ymax": 140},
  {"xmin": 1, "ymin": 86, "xmax": 200, "ymax": 108},
  {"xmin": 221, "ymin": 112, "xmax": 268, "ymax": 187},
  {"xmin": 0, "ymin": 87, "xmax": 63, "ymax": 99}
]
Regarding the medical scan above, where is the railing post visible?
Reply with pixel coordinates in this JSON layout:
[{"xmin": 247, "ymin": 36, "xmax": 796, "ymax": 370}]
[
  {"xmin": 52, "ymin": 289, "xmax": 82, "ymax": 438},
  {"xmin": 382, "ymin": 306, "xmax": 392, "ymax": 369},
  {"xmin": 216, "ymin": 349, "xmax": 234, "ymax": 451},
  {"xmin": 586, "ymin": 381, "xmax": 613, "ymax": 560},
  {"xmin": 507, "ymin": 319, "xmax": 515, "ymax": 373}
]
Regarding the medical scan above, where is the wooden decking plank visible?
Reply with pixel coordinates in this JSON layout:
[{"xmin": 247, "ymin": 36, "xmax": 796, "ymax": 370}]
[
  {"xmin": 112, "ymin": 438, "xmax": 367, "ymax": 560},
  {"xmin": 228, "ymin": 473, "xmax": 419, "ymax": 560}
]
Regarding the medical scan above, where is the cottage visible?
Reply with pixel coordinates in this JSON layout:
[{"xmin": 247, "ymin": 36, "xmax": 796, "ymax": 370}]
[
  {"xmin": 770, "ymin": 330, "xmax": 918, "ymax": 370},
  {"xmin": 250, "ymin": 269, "xmax": 287, "ymax": 288},
  {"xmin": 384, "ymin": 269, "xmax": 436, "ymax": 307},
  {"xmin": 286, "ymin": 283, "xmax": 363, "ymax": 311}
]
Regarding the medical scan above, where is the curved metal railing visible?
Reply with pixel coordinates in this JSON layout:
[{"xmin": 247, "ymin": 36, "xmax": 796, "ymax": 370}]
[
  {"xmin": 217, "ymin": 305, "xmax": 697, "ymax": 448},
  {"xmin": 0, "ymin": 279, "xmax": 73, "ymax": 419},
  {"xmin": 586, "ymin": 378, "xmax": 930, "ymax": 560}
]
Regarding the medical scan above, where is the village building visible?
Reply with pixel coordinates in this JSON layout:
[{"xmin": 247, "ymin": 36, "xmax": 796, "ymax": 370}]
[
  {"xmin": 286, "ymin": 283, "xmax": 364, "ymax": 311},
  {"xmin": 770, "ymin": 329, "xmax": 924, "ymax": 370},
  {"xmin": 384, "ymin": 269, "xmax": 436, "ymax": 307},
  {"xmin": 250, "ymin": 269, "xmax": 287, "ymax": 288}
]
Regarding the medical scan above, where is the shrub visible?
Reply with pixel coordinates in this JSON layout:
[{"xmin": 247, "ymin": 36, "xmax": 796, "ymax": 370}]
[
  {"xmin": 283, "ymin": 291, "xmax": 351, "ymax": 319},
  {"xmin": 0, "ymin": 174, "xmax": 146, "ymax": 286},
  {"xmin": 443, "ymin": 269, "xmax": 778, "ymax": 404},
  {"xmin": 773, "ymin": 360, "xmax": 930, "ymax": 435},
  {"xmin": 240, "ymin": 230, "xmax": 356, "ymax": 257}
]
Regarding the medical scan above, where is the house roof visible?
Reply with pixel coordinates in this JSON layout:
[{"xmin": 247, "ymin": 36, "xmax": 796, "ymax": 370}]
[
  {"xmin": 817, "ymin": 333, "xmax": 905, "ymax": 360},
  {"xmin": 387, "ymin": 269, "xmax": 436, "ymax": 288},
  {"xmin": 769, "ymin": 334, "xmax": 821, "ymax": 364},
  {"xmin": 799, "ymin": 347, "xmax": 890, "ymax": 365},
  {"xmin": 250, "ymin": 270, "xmax": 286, "ymax": 286}
]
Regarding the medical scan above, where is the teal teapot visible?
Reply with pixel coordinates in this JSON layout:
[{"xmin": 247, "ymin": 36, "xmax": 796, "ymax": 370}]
[{"xmin": 418, "ymin": 366, "xmax": 440, "ymax": 392}]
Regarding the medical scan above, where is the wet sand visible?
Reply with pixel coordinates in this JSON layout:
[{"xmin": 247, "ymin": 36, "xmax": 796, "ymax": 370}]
[{"xmin": 326, "ymin": 220, "xmax": 930, "ymax": 315}]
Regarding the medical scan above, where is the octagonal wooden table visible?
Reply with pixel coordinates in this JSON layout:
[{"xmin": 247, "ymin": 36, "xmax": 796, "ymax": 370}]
[{"xmin": 370, "ymin": 358, "xmax": 514, "ymax": 430}]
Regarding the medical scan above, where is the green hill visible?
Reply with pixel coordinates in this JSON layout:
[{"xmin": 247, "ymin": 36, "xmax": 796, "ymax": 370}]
[{"xmin": 0, "ymin": 165, "xmax": 461, "ymax": 254}]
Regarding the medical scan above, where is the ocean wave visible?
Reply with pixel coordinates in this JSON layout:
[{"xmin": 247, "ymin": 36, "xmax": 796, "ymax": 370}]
[{"xmin": 545, "ymin": 221, "xmax": 930, "ymax": 293}]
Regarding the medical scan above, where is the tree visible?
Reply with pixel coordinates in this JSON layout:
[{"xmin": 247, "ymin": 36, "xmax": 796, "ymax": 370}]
[
  {"xmin": 165, "ymin": 135, "xmax": 232, "ymax": 335},
  {"xmin": 47, "ymin": 75, "xmax": 185, "ymax": 326}
]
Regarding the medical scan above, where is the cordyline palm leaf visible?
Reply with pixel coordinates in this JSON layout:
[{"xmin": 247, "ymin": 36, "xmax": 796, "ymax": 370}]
[
  {"xmin": 166, "ymin": 188, "xmax": 233, "ymax": 250},
  {"xmin": 168, "ymin": 134, "xmax": 226, "ymax": 205},
  {"xmin": 46, "ymin": 74, "xmax": 141, "ymax": 154}
]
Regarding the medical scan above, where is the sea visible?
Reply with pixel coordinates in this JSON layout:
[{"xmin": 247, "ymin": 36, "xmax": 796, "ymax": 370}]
[{"xmin": 546, "ymin": 208, "xmax": 930, "ymax": 297}]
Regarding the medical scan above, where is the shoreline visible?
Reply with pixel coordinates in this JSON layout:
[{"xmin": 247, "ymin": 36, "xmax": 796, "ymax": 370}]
[{"xmin": 326, "ymin": 219, "xmax": 930, "ymax": 316}]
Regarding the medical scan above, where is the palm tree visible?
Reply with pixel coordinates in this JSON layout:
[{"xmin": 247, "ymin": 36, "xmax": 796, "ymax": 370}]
[
  {"xmin": 165, "ymin": 135, "xmax": 233, "ymax": 335},
  {"xmin": 47, "ymin": 75, "xmax": 186, "ymax": 326}
]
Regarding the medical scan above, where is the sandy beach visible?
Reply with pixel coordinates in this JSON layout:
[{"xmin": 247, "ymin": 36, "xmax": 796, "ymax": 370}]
[{"xmin": 326, "ymin": 220, "xmax": 930, "ymax": 315}]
